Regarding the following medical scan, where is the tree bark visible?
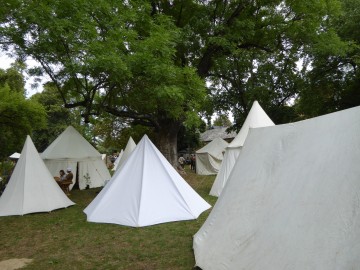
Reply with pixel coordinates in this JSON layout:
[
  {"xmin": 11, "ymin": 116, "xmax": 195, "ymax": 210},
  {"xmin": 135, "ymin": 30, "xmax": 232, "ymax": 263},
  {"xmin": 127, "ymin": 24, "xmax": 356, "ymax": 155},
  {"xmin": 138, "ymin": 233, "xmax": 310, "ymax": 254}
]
[{"xmin": 155, "ymin": 118, "xmax": 182, "ymax": 167}]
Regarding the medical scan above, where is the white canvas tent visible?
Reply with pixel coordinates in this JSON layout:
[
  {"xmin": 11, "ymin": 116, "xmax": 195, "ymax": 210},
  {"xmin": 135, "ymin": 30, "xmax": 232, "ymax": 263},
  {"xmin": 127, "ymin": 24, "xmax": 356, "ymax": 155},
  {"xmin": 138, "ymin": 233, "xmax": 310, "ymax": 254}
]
[
  {"xmin": 196, "ymin": 137, "xmax": 228, "ymax": 175},
  {"xmin": 0, "ymin": 136, "xmax": 74, "ymax": 216},
  {"xmin": 194, "ymin": 106, "xmax": 360, "ymax": 270},
  {"xmin": 41, "ymin": 126, "xmax": 111, "ymax": 190},
  {"xmin": 84, "ymin": 135, "xmax": 211, "ymax": 227},
  {"xmin": 9, "ymin": 152, "xmax": 21, "ymax": 159},
  {"xmin": 116, "ymin": 136, "xmax": 136, "ymax": 171},
  {"xmin": 210, "ymin": 101, "xmax": 274, "ymax": 196}
]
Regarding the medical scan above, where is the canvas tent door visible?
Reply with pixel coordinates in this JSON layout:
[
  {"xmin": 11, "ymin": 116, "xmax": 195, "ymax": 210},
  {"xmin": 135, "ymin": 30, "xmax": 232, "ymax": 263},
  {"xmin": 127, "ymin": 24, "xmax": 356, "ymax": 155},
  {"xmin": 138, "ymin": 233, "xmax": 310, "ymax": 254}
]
[
  {"xmin": 44, "ymin": 158, "xmax": 110, "ymax": 190},
  {"xmin": 196, "ymin": 138, "xmax": 228, "ymax": 175}
]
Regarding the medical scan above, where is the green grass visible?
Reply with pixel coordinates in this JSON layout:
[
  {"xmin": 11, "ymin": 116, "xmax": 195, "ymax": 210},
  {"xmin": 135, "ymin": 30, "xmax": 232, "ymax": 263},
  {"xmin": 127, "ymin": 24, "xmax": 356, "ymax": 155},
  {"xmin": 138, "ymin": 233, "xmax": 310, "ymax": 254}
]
[{"xmin": 0, "ymin": 167, "xmax": 217, "ymax": 270}]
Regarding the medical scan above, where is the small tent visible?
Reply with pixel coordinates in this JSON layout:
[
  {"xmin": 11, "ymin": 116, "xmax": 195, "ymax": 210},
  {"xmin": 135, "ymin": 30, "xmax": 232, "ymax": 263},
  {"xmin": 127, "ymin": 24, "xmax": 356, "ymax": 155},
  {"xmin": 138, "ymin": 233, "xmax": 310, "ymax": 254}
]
[
  {"xmin": 84, "ymin": 135, "xmax": 211, "ymax": 227},
  {"xmin": 116, "ymin": 136, "xmax": 136, "ymax": 171},
  {"xmin": 194, "ymin": 106, "xmax": 360, "ymax": 270},
  {"xmin": 41, "ymin": 126, "xmax": 111, "ymax": 190},
  {"xmin": 0, "ymin": 136, "xmax": 74, "ymax": 216},
  {"xmin": 9, "ymin": 152, "xmax": 21, "ymax": 159},
  {"xmin": 195, "ymin": 137, "xmax": 228, "ymax": 175},
  {"xmin": 210, "ymin": 101, "xmax": 274, "ymax": 196}
]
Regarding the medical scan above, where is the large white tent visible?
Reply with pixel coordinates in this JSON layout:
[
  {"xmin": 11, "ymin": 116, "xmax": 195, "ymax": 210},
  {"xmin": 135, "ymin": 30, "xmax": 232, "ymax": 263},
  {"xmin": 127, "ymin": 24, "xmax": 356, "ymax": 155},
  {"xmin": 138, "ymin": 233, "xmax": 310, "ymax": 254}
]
[
  {"xmin": 41, "ymin": 126, "xmax": 111, "ymax": 190},
  {"xmin": 116, "ymin": 136, "xmax": 136, "ymax": 171},
  {"xmin": 0, "ymin": 136, "xmax": 74, "ymax": 216},
  {"xmin": 84, "ymin": 135, "xmax": 211, "ymax": 227},
  {"xmin": 210, "ymin": 100, "xmax": 274, "ymax": 196},
  {"xmin": 194, "ymin": 106, "xmax": 360, "ymax": 270},
  {"xmin": 196, "ymin": 137, "xmax": 228, "ymax": 175}
]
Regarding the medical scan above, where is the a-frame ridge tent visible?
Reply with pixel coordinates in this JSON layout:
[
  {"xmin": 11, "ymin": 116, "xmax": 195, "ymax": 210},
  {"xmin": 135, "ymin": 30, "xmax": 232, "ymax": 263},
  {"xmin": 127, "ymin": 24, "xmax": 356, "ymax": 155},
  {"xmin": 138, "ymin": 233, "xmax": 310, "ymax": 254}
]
[
  {"xmin": 41, "ymin": 126, "xmax": 111, "ymax": 190},
  {"xmin": 210, "ymin": 100, "xmax": 274, "ymax": 196},
  {"xmin": 195, "ymin": 137, "xmax": 229, "ymax": 175},
  {"xmin": 0, "ymin": 136, "xmax": 74, "ymax": 216},
  {"xmin": 194, "ymin": 106, "xmax": 360, "ymax": 270},
  {"xmin": 116, "ymin": 136, "xmax": 136, "ymax": 171},
  {"xmin": 84, "ymin": 135, "xmax": 211, "ymax": 227}
]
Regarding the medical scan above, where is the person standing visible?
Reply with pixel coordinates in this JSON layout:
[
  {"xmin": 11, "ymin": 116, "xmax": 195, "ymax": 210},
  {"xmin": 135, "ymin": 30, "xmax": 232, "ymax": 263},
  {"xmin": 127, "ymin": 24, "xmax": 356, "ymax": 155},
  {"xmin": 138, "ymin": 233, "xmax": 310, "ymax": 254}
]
[
  {"xmin": 178, "ymin": 155, "xmax": 186, "ymax": 169},
  {"xmin": 65, "ymin": 167, "xmax": 74, "ymax": 183}
]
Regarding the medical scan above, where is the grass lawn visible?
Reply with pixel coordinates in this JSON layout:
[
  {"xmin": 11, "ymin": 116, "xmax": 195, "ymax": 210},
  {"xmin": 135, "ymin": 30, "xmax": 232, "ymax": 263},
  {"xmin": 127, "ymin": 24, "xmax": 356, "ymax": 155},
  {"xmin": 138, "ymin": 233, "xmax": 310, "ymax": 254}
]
[{"xmin": 0, "ymin": 167, "xmax": 217, "ymax": 270}]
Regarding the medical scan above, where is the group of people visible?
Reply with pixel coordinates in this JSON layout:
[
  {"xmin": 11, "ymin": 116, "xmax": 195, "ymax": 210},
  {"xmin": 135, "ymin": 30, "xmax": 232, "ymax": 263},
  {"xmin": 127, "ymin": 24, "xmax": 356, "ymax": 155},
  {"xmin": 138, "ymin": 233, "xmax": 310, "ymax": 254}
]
[
  {"xmin": 58, "ymin": 168, "xmax": 74, "ymax": 182},
  {"xmin": 178, "ymin": 154, "xmax": 196, "ymax": 171}
]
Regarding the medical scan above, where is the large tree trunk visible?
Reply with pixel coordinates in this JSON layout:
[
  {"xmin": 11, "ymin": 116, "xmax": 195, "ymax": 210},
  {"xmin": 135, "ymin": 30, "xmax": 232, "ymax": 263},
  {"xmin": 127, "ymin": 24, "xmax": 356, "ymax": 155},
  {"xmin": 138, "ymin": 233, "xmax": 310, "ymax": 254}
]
[{"xmin": 155, "ymin": 118, "xmax": 182, "ymax": 167}]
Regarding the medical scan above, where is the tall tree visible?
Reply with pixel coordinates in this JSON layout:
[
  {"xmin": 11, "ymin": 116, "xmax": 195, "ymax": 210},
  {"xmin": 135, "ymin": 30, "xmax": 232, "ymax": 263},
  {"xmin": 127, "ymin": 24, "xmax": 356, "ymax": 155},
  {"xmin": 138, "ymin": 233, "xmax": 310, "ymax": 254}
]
[
  {"xmin": 0, "ymin": 0, "xmax": 205, "ymax": 165},
  {"xmin": 0, "ymin": 0, "xmax": 344, "ymax": 163}
]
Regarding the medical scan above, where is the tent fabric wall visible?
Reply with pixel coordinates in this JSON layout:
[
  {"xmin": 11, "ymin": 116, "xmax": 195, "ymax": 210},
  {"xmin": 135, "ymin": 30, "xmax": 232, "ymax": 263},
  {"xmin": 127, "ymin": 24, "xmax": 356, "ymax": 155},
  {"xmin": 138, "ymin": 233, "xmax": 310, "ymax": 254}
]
[
  {"xmin": 210, "ymin": 101, "xmax": 274, "ymax": 196},
  {"xmin": 194, "ymin": 106, "xmax": 360, "ymax": 270},
  {"xmin": 0, "ymin": 136, "xmax": 74, "ymax": 216},
  {"xmin": 84, "ymin": 135, "xmax": 211, "ymax": 227},
  {"xmin": 41, "ymin": 126, "xmax": 111, "ymax": 190},
  {"xmin": 116, "ymin": 137, "xmax": 136, "ymax": 171},
  {"xmin": 195, "ymin": 137, "xmax": 228, "ymax": 175}
]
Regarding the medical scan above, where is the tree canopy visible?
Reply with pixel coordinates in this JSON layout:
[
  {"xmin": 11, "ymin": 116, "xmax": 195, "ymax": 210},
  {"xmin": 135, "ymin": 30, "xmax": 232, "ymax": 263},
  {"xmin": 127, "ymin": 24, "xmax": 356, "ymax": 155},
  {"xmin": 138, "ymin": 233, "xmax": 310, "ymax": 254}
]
[
  {"xmin": 0, "ymin": 67, "xmax": 46, "ymax": 158},
  {"xmin": 1, "ymin": 0, "xmax": 358, "ymax": 163}
]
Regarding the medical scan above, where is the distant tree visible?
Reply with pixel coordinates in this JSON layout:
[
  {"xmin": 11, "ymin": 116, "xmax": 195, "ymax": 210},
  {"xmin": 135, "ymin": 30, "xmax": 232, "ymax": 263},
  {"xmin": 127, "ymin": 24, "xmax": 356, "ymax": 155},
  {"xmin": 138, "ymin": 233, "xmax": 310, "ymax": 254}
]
[
  {"xmin": 213, "ymin": 114, "xmax": 232, "ymax": 127},
  {"xmin": 0, "ymin": 68, "xmax": 46, "ymax": 158}
]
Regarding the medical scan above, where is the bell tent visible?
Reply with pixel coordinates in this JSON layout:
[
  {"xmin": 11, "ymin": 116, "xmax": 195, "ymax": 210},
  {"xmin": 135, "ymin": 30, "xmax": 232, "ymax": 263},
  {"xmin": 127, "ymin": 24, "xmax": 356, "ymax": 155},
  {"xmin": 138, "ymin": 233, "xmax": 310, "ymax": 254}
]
[
  {"xmin": 210, "ymin": 101, "xmax": 274, "ymax": 196},
  {"xmin": 41, "ymin": 126, "xmax": 111, "ymax": 190},
  {"xmin": 0, "ymin": 136, "xmax": 74, "ymax": 216},
  {"xmin": 84, "ymin": 135, "xmax": 211, "ymax": 227},
  {"xmin": 194, "ymin": 106, "xmax": 360, "ymax": 270},
  {"xmin": 116, "ymin": 136, "xmax": 136, "ymax": 171},
  {"xmin": 195, "ymin": 137, "xmax": 228, "ymax": 175}
]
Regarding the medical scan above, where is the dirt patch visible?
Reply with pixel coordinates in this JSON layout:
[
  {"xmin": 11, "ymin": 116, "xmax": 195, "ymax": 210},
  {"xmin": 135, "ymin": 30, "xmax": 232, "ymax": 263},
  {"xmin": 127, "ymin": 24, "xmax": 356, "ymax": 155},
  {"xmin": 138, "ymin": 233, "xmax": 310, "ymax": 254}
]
[{"xmin": 0, "ymin": 258, "xmax": 33, "ymax": 270}]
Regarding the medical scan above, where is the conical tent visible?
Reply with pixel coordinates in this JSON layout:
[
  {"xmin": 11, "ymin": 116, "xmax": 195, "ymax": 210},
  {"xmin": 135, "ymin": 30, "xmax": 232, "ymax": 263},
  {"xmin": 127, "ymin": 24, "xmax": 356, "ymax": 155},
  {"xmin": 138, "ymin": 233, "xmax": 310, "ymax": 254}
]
[
  {"xmin": 210, "ymin": 101, "xmax": 274, "ymax": 196},
  {"xmin": 116, "ymin": 136, "xmax": 136, "ymax": 171},
  {"xmin": 41, "ymin": 126, "xmax": 111, "ymax": 190},
  {"xmin": 84, "ymin": 135, "xmax": 211, "ymax": 227},
  {"xmin": 0, "ymin": 136, "xmax": 74, "ymax": 216},
  {"xmin": 194, "ymin": 106, "xmax": 360, "ymax": 270},
  {"xmin": 195, "ymin": 137, "xmax": 228, "ymax": 175}
]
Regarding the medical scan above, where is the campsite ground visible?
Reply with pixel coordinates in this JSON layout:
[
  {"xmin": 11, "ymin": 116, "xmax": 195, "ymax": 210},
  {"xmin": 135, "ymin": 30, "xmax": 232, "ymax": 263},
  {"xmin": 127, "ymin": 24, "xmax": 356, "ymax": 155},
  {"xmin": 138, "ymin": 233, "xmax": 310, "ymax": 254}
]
[{"xmin": 0, "ymin": 168, "xmax": 217, "ymax": 270}]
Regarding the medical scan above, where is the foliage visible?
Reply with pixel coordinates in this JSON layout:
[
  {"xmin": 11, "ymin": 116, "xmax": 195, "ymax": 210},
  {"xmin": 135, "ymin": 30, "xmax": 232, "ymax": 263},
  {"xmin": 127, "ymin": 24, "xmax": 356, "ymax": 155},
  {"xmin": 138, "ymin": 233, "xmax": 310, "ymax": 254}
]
[
  {"xmin": 0, "ymin": 159, "xmax": 15, "ymax": 195},
  {"xmin": 213, "ymin": 114, "xmax": 232, "ymax": 127},
  {"xmin": 30, "ymin": 83, "xmax": 81, "ymax": 152},
  {"xmin": 295, "ymin": 0, "xmax": 360, "ymax": 118},
  {"xmin": 0, "ymin": 68, "xmax": 46, "ymax": 158}
]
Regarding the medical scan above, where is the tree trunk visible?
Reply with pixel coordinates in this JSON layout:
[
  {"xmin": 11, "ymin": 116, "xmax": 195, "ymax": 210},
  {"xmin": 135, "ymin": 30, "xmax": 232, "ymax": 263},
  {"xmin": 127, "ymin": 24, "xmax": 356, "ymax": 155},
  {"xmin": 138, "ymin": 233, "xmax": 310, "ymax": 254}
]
[{"xmin": 155, "ymin": 119, "xmax": 182, "ymax": 167}]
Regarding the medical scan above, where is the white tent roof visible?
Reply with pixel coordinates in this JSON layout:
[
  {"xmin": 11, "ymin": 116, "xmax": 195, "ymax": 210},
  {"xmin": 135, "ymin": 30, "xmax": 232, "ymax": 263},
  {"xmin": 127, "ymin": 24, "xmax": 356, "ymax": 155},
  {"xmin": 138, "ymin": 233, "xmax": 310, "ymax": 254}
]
[
  {"xmin": 196, "ymin": 137, "xmax": 228, "ymax": 159},
  {"xmin": 116, "ymin": 137, "xmax": 136, "ymax": 170},
  {"xmin": 0, "ymin": 136, "xmax": 75, "ymax": 216},
  {"xmin": 195, "ymin": 137, "xmax": 228, "ymax": 175},
  {"xmin": 84, "ymin": 135, "xmax": 211, "ymax": 227},
  {"xmin": 228, "ymin": 100, "xmax": 274, "ymax": 148},
  {"xmin": 9, "ymin": 152, "xmax": 21, "ymax": 159},
  {"xmin": 210, "ymin": 101, "xmax": 274, "ymax": 196},
  {"xmin": 194, "ymin": 106, "xmax": 360, "ymax": 270},
  {"xmin": 41, "ymin": 126, "xmax": 101, "ymax": 160}
]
